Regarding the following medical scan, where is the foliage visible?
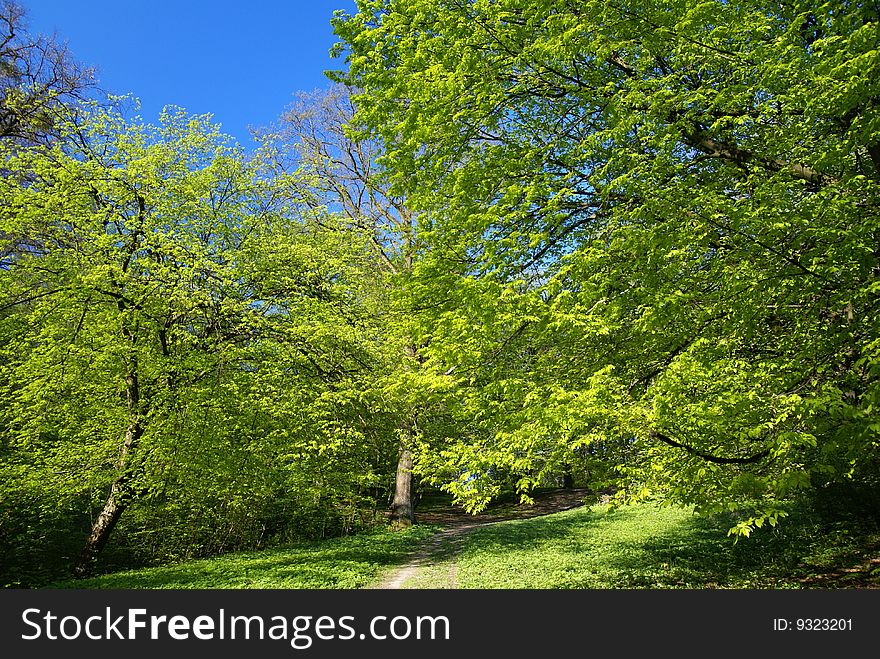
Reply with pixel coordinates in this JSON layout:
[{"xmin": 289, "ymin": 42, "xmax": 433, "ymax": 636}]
[
  {"xmin": 0, "ymin": 100, "xmax": 389, "ymax": 580},
  {"xmin": 333, "ymin": 0, "xmax": 880, "ymax": 532},
  {"xmin": 4, "ymin": 0, "xmax": 880, "ymax": 587},
  {"xmin": 261, "ymin": 84, "xmax": 465, "ymax": 526}
]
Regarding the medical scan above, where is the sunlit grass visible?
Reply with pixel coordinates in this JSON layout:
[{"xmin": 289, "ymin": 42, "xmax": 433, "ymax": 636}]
[
  {"xmin": 51, "ymin": 499, "xmax": 880, "ymax": 589},
  {"xmin": 53, "ymin": 525, "xmax": 437, "ymax": 589},
  {"xmin": 401, "ymin": 502, "xmax": 880, "ymax": 589}
]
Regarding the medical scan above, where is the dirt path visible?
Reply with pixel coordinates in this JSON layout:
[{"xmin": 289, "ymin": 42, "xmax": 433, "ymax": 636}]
[{"xmin": 371, "ymin": 489, "xmax": 590, "ymax": 589}]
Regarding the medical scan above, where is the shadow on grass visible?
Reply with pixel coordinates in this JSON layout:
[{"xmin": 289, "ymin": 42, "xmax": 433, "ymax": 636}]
[
  {"xmin": 446, "ymin": 502, "xmax": 880, "ymax": 589},
  {"xmin": 51, "ymin": 526, "xmax": 438, "ymax": 589},
  {"xmin": 51, "ymin": 498, "xmax": 880, "ymax": 590},
  {"xmin": 615, "ymin": 506, "xmax": 880, "ymax": 589}
]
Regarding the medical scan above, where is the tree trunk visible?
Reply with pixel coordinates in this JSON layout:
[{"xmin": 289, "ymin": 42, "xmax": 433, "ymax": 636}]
[
  {"xmin": 390, "ymin": 417, "xmax": 416, "ymax": 528},
  {"xmin": 74, "ymin": 357, "xmax": 143, "ymax": 578},
  {"xmin": 74, "ymin": 418, "xmax": 143, "ymax": 577},
  {"xmin": 73, "ymin": 476, "xmax": 129, "ymax": 578}
]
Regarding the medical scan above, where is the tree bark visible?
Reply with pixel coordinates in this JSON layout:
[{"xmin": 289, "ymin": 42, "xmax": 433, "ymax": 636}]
[
  {"xmin": 74, "ymin": 357, "xmax": 144, "ymax": 578},
  {"xmin": 390, "ymin": 417, "xmax": 416, "ymax": 528},
  {"xmin": 73, "ymin": 474, "xmax": 129, "ymax": 578}
]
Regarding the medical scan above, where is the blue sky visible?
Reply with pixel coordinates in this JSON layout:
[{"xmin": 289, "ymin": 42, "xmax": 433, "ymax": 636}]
[{"xmin": 25, "ymin": 1, "xmax": 357, "ymax": 146}]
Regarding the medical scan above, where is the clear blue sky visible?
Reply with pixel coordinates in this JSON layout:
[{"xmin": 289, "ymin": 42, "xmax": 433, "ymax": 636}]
[{"xmin": 24, "ymin": 1, "xmax": 357, "ymax": 146}]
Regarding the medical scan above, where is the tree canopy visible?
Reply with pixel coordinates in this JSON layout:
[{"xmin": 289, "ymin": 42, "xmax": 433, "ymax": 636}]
[
  {"xmin": 332, "ymin": 0, "xmax": 880, "ymax": 532},
  {"xmin": 0, "ymin": 97, "xmax": 390, "ymax": 579},
  {"xmin": 2, "ymin": 0, "xmax": 879, "ymax": 585}
]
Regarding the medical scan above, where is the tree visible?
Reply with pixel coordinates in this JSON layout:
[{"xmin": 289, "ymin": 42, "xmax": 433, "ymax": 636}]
[
  {"xmin": 0, "ymin": 0, "xmax": 93, "ymax": 144},
  {"xmin": 262, "ymin": 85, "xmax": 432, "ymax": 527},
  {"xmin": 333, "ymin": 0, "xmax": 880, "ymax": 531},
  {"xmin": 0, "ymin": 101, "xmax": 373, "ymax": 576}
]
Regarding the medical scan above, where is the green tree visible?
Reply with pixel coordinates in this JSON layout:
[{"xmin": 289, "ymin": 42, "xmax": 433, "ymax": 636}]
[
  {"xmin": 264, "ymin": 84, "xmax": 441, "ymax": 527},
  {"xmin": 334, "ymin": 0, "xmax": 880, "ymax": 530},
  {"xmin": 0, "ymin": 101, "xmax": 373, "ymax": 577}
]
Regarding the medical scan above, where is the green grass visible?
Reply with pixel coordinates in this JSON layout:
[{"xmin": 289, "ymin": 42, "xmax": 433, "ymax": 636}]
[
  {"xmin": 51, "ymin": 525, "xmax": 437, "ymax": 589},
  {"xmin": 47, "ymin": 498, "xmax": 880, "ymax": 589},
  {"xmin": 401, "ymin": 502, "xmax": 880, "ymax": 589}
]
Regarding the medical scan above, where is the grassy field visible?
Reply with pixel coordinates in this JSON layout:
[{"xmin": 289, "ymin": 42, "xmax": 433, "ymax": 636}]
[
  {"xmin": 54, "ymin": 525, "xmax": 437, "ymax": 589},
  {"xmin": 402, "ymin": 502, "xmax": 880, "ymax": 588},
  {"xmin": 50, "ymin": 498, "xmax": 879, "ymax": 589}
]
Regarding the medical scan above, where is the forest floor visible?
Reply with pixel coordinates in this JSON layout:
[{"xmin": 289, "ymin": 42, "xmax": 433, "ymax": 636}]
[
  {"xmin": 370, "ymin": 489, "xmax": 880, "ymax": 589},
  {"xmin": 52, "ymin": 489, "xmax": 880, "ymax": 589},
  {"xmin": 371, "ymin": 488, "xmax": 592, "ymax": 589}
]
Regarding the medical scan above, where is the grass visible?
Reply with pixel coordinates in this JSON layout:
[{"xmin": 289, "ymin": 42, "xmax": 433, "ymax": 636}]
[
  {"xmin": 46, "ymin": 497, "xmax": 880, "ymax": 589},
  {"xmin": 400, "ymin": 501, "xmax": 880, "ymax": 589},
  {"xmin": 51, "ymin": 525, "xmax": 437, "ymax": 589}
]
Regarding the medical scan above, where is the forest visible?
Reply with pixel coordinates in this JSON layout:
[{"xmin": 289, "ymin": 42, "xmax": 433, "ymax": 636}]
[{"xmin": 1, "ymin": 0, "xmax": 878, "ymax": 588}]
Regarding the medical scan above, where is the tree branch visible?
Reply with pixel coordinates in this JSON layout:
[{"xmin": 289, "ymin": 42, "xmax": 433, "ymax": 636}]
[
  {"xmin": 649, "ymin": 429, "xmax": 770, "ymax": 465},
  {"xmin": 682, "ymin": 130, "xmax": 834, "ymax": 186}
]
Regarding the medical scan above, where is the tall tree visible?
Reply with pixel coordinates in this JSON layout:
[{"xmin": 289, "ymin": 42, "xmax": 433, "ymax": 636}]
[
  {"xmin": 334, "ymin": 0, "xmax": 880, "ymax": 531},
  {"xmin": 0, "ymin": 102, "xmax": 371, "ymax": 576},
  {"xmin": 264, "ymin": 85, "xmax": 427, "ymax": 526}
]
